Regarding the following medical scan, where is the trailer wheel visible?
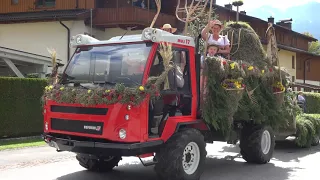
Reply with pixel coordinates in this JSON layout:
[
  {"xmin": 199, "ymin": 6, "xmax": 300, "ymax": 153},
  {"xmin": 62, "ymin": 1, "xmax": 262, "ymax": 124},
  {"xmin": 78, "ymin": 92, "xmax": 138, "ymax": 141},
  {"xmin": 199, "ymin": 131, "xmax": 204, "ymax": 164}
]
[
  {"xmin": 76, "ymin": 154, "xmax": 121, "ymax": 172},
  {"xmin": 154, "ymin": 129, "xmax": 206, "ymax": 180},
  {"xmin": 240, "ymin": 125, "xmax": 275, "ymax": 164}
]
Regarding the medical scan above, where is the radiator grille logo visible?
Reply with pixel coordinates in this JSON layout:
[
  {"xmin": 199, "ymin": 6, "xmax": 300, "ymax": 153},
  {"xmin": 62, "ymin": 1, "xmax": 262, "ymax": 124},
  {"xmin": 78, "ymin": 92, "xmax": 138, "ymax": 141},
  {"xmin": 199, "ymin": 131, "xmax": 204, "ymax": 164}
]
[{"xmin": 84, "ymin": 125, "xmax": 101, "ymax": 131}]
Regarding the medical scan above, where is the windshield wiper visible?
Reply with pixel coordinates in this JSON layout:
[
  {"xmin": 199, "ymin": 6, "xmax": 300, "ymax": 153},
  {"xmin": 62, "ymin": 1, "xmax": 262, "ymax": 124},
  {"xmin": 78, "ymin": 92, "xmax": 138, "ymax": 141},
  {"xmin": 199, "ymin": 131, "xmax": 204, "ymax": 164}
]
[
  {"xmin": 115, "ymin": 76, "xmax": 139, "ymax": 85},
  {"xmin": 105, "ymin": 81, "xmax": 116, "ymax": 85}
]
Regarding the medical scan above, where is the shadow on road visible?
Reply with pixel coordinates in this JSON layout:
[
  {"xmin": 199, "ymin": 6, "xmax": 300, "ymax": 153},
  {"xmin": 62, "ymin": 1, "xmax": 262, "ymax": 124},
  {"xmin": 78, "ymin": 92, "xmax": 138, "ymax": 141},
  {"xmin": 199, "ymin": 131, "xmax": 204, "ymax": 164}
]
[
  {"xmin": 218, "ymin": 140, "xmax": 320, "ymax": 163},
  {"xmin": 57, "ymin": 157, "xmax": 294, "ymax": 180}
]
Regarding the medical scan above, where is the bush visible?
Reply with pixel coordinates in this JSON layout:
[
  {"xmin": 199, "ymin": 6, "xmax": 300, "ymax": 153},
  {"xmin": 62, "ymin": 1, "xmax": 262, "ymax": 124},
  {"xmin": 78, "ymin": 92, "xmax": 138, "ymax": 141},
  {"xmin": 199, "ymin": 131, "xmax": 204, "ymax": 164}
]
[
  {"xmin": 0, "ymin": 77, "xmax": 47, "ymax": 138},
  {"xmin": 295, "ymin": 114, "xmax": 320, "ymax": 148},
  {"xmin": 303, "ymin": 92, "xmax": 320, "ymax": 114}
]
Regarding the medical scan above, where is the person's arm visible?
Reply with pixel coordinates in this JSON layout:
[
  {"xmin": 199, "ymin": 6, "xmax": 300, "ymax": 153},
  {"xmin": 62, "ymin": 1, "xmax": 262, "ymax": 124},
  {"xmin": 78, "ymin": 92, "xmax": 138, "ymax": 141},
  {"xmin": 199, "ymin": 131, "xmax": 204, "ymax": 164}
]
[{"xmin": 201, "ymin": 22, "xmax": 211, "ymax": 41}]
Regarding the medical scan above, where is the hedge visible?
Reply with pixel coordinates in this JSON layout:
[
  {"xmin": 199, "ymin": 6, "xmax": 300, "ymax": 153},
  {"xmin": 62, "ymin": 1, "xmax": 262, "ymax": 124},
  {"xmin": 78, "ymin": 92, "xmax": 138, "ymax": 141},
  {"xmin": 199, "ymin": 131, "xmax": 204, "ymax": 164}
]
[
  {"xmin": 302, "ymin": 92, "xmax": 320, "ymax": 114},
  {"xmin": 0, "ymin": 77, "xmax": 47, "ymax": 138}
]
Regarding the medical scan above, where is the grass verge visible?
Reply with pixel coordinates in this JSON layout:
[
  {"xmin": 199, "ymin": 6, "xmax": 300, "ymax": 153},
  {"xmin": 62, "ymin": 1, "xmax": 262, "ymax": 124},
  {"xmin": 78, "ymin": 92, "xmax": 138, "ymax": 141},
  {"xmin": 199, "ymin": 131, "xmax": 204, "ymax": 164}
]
[{"xmin": 0, "ymin": 136, "xmax": 46, "ymax": 151}]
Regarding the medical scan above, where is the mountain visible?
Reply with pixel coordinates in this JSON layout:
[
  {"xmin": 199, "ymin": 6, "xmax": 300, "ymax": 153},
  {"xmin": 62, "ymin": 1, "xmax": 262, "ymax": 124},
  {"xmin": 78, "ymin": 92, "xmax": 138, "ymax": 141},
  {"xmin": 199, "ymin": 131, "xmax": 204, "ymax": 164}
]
[{"xmin": 245, "ymin": 2, "xmax": 320, "ymax": 40}]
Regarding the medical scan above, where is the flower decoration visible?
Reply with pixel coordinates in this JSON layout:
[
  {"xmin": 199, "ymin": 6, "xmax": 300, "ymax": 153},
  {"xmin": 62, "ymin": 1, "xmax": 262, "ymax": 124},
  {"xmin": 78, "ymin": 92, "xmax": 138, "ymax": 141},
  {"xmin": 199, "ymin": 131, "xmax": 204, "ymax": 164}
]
[
  {"xmin": 230, "ymin": 62, "xmax": 236, "ymax": 70},
  {"xmin": 272, "ymin": 81, "xmax": 285, "ymax": 92},
  {"xmin": 139, "ymin": 86, "xmax": 145, "ymax": 91},
  {"xmin": 221, "ymin": 78, "xmax": 245, "ymax": 90}
]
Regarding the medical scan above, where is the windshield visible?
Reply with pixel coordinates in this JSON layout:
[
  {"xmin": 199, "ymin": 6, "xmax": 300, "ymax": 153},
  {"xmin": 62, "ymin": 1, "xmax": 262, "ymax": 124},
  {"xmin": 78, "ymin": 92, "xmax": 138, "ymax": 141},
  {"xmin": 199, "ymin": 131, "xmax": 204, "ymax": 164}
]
[{"xmin": 62, "ymin": 42, "xmax": 152, "ymax": 86}]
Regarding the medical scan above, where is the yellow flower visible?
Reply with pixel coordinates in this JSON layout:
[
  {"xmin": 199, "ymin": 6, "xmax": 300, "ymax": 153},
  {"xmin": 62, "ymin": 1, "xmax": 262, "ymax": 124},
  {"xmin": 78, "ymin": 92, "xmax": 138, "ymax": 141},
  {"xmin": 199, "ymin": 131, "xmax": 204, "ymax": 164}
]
[
  {"xmin": 230, "ymin": 62, "xmax": 236, "ymax": 70},
  {"xmin": 261, "ymin": 70, "xmax": 265, "ymax": 74},
  {"xmin": 88, "ymin": 90, "xmax": 92, "ymax": 94},
  {"xmin": 248, "ymin": 66, "xmax": 254, "ymax": 71},
  {"xmin": 60, "ymin": 87, "xmax": 64, "ymax": 90},
  {"xmin": 105, "ymin": 89, "xmax": 110, "ymax": 93},
  {"xmin": 139, "ymin": 86, "xmax": 145, "ymax": 91},
  {"xmin": 45, "ymin": 86, "xmax": 49, "ymax": 90}
]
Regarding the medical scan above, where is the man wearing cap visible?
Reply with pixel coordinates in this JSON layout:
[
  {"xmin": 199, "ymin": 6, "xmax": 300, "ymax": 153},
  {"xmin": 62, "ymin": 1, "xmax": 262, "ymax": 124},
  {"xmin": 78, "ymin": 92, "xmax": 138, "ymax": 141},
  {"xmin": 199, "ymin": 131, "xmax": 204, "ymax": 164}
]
[{"xmin": 201, "ymin": 19, "xmax": 231, "ymax": 59}]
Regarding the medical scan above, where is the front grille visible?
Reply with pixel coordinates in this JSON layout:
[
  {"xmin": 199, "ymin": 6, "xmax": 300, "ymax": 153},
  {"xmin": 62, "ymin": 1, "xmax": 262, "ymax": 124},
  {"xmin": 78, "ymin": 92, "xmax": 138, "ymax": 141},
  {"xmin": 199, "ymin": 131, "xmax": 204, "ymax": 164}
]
[
  {"xmin": 51, "ymin": 118, "xmax": 104, "ymax": 135},
  {"xmin": 51, "ymin": 105, "xmax": 108, "ymax": 115}
]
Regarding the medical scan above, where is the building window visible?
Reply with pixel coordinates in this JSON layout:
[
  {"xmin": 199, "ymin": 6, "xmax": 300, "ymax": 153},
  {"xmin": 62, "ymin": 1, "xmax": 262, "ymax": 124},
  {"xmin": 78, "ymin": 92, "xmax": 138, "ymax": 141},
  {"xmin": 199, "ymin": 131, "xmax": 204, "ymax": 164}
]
[
  {"xmin": 12, "ymin": 0, "xmax": 19, "ymax": 5},
  {"xmin": 36, "ymin": 0, "xmax": 56, "ymax": 7},
  {"xmin": 292, "ymin": 55, "xmax": 295, "ymax": 69}
]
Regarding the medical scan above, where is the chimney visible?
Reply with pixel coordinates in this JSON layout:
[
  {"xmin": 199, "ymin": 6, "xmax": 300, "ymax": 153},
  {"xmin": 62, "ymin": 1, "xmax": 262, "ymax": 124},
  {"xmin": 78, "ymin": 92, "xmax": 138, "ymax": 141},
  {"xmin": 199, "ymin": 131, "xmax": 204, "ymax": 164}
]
[
  {"xmin": 268, "ymin": 16, "xmax": 274, "ymax": 24},
  {"xmin": 224, "ymin": 3, "xmax": 232, "ymax": 10},
  {"xmin": 240, "ymin": 10, "xmax": 246, "ymax": 15},
  {"xmin": 276, "ymin": 18, "xmax": 293, "ymax": 30}
]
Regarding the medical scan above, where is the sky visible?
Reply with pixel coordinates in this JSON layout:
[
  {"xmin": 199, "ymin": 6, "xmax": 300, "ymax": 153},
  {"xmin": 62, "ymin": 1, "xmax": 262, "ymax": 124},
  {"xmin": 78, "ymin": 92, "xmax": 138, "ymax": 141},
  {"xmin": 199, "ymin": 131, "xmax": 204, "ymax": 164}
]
[{"xmin": 216, "ymin": 0, "xmax": 320, "ymax": 11}]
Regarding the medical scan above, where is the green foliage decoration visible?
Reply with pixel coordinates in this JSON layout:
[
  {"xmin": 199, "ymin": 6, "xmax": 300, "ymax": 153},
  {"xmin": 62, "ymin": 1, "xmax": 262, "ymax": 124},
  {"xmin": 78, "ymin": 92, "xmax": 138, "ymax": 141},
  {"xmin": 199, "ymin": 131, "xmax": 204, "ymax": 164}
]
[
  {"xmin": 295, "ymin": 114, "xmax": 320, "ymax": 148},
  {"xmin": 201, "ymin": 56, "xmax": 291, "ymax": 136}
]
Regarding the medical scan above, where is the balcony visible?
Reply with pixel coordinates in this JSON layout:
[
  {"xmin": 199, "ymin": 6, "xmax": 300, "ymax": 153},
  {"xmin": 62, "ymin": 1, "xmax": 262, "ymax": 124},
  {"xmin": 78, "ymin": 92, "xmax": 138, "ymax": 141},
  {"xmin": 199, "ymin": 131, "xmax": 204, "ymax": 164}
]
[{"xmin": 91, "ymin": 7, "xmax": 177, "ymax": 29}]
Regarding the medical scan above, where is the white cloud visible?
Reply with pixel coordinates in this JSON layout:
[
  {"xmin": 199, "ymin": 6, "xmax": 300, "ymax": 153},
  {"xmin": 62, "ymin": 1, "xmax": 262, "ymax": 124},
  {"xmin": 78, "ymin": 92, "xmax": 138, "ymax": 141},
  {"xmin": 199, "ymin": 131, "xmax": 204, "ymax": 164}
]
[{"xmin": 216, "ymin": 0, "xmax": 320, "ymax": 11}]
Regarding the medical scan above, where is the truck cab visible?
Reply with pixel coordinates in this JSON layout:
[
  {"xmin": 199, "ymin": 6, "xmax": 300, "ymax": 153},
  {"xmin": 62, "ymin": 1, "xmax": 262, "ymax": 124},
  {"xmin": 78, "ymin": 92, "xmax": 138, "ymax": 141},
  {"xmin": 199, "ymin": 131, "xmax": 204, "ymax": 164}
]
[{"xmin": 42, "ymin": 27, "xmax": 208, "ymax": 168}]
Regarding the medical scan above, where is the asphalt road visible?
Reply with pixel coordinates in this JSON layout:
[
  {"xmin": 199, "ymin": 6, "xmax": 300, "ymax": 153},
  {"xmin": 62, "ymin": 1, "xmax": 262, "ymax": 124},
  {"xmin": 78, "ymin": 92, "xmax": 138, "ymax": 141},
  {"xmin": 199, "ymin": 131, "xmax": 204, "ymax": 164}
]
[{"xmin": 0, "ymin": 141, "xmax": 319, "ymax": 180}]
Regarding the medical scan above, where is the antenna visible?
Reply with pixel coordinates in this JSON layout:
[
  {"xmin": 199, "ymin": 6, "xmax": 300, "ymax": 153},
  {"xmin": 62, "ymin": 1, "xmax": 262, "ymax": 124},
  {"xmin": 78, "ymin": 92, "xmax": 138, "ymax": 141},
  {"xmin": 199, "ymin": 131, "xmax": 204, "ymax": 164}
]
[
  {"xmin": 175, "ymin": 0, "xmax": 209, "ymax": 35},
  {"xmin": 119, "ymin": 26, "xmax": 137, "ymax": 40}
]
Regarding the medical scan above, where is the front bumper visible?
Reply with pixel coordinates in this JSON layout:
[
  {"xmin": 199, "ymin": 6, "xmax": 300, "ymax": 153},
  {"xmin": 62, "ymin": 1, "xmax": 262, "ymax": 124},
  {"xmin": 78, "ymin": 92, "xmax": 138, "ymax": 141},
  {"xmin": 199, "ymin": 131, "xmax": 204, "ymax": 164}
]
[{"xmin": 42, "ymin": 134, "xmax": 163, "ymax": 156}]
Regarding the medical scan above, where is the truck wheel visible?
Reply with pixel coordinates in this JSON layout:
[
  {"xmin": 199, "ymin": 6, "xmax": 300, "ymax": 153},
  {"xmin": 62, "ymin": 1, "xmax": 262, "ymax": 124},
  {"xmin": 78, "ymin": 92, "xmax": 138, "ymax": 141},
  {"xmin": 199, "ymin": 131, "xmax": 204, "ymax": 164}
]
[
  {"xmin": 76, "ymin": 154, "xmax": 121, "ymax": 172},
  {"xmin": 154, "ymin": 129, "xmax": 206, "ymax": 180},
  {"xmin": 240, "ymin": 125, "xmax": 275, "ymax": 164}
]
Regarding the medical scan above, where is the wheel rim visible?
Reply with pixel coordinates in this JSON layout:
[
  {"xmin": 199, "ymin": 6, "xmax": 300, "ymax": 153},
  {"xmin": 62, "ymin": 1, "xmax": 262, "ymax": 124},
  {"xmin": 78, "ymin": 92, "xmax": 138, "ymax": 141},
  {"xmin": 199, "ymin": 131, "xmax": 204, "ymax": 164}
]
[
  {"xmin": 182, "ymin": 142, "xmax": 200, "ymax": 175},
  {"xmin": 261, "ymin": 130, "xmax": 271, "ymax": 155}
]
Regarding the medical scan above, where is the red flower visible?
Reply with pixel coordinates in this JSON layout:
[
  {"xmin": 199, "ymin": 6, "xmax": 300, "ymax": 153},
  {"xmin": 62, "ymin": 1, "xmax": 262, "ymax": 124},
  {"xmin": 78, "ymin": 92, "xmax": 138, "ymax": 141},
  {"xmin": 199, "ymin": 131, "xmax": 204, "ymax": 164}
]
[
  {"xmin": 151, "ymin": 84, "xmax": 156, "ymax": 89},
  {"xmin": 130, "ymin": 96, "xmax": 135, "ymax": 101},
  {"xmin": 222, "ymin": 61, "xmax": 227, "ymax": 65},
  {"xmin": 117, "ymin": 95, "xmax": 122, "ymax": 101},
  {"xmin": 242, "ymin": 64, "xmax": 246, "ymax": 68},
  {"xmin": 155, "ymin": 91, "xmax": 160, "ymax": 97},
  {"xmin": 269, "ymin": 68, "xmax": 273, "ymax": 72}
]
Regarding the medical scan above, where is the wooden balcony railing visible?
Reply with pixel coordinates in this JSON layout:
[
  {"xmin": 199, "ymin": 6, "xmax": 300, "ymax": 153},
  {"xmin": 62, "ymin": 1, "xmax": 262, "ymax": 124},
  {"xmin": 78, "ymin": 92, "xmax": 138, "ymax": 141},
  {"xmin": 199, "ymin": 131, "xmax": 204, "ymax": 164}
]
[{"xmin": 92, "ymin": 7, "xmax": 177, "ymax": 29}]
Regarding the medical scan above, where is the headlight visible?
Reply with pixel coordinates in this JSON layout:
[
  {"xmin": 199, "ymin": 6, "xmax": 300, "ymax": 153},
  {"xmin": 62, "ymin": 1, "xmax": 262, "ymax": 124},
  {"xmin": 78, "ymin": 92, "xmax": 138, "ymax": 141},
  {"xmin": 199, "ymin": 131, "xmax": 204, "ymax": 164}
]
[
  {"xmin": 76, "ymin": 36, "xmax": 82, "ymax": 44},
  {"xmin": 142, "ymin": 28, "xmax": 153, "ymax": 40},
  {"xmin": 125, "ymin": 115, "xmax": 129, "ymax": 121},
  {"xmin": 127, "ymin": 105, "xmax": 132, "ymax": 110},
  {"xmin": 119, "ymin": 129, "xmax": 126, "ymax": 139}
]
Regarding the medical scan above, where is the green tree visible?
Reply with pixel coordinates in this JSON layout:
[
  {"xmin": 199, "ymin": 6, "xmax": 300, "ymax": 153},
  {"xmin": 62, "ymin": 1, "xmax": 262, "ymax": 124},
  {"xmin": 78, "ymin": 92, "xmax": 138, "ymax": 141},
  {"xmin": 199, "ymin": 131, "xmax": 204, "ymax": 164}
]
[{"xmin": 303, "ymin": 32, "xmax": 320, "ymax": 55}]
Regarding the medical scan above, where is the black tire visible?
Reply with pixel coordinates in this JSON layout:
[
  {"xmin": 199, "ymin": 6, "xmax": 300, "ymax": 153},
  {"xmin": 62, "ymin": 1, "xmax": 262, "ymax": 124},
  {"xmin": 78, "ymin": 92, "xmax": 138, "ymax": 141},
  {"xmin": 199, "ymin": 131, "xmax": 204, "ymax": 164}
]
[
  {"xmin": 154, "ymin": 129, "xmax": 207, "ymax": 180},
  {"xmin": 240, "ymin": 125, "xmax": 275, "ymax": 164},
  {"xmin": 76, "ymin": 154, "xmax": 121, "ymax": 172}
]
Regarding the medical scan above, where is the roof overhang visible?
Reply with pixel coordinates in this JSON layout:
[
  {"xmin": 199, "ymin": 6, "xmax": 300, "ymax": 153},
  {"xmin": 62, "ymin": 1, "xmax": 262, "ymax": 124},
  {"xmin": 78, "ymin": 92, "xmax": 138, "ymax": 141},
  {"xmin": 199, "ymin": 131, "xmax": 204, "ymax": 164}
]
[
  {"xmin": 0, "ymin": 9, "xmax": 91, "ymax": 24},
  {"xmin": 0, "ymin": 46, "xmax": 64, "ymax": 67}
]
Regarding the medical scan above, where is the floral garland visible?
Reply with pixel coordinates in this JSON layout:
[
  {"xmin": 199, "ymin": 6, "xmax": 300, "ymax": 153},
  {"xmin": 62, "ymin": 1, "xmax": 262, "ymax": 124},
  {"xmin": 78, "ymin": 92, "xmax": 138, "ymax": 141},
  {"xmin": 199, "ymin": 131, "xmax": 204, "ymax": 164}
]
[
  {"xmin": 43, "ymin": 83, "xmax": 160, "ymax": 106},
  {"xmin": 206, "ymin": 56, "xmax": 285, "ymax": 93}
]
